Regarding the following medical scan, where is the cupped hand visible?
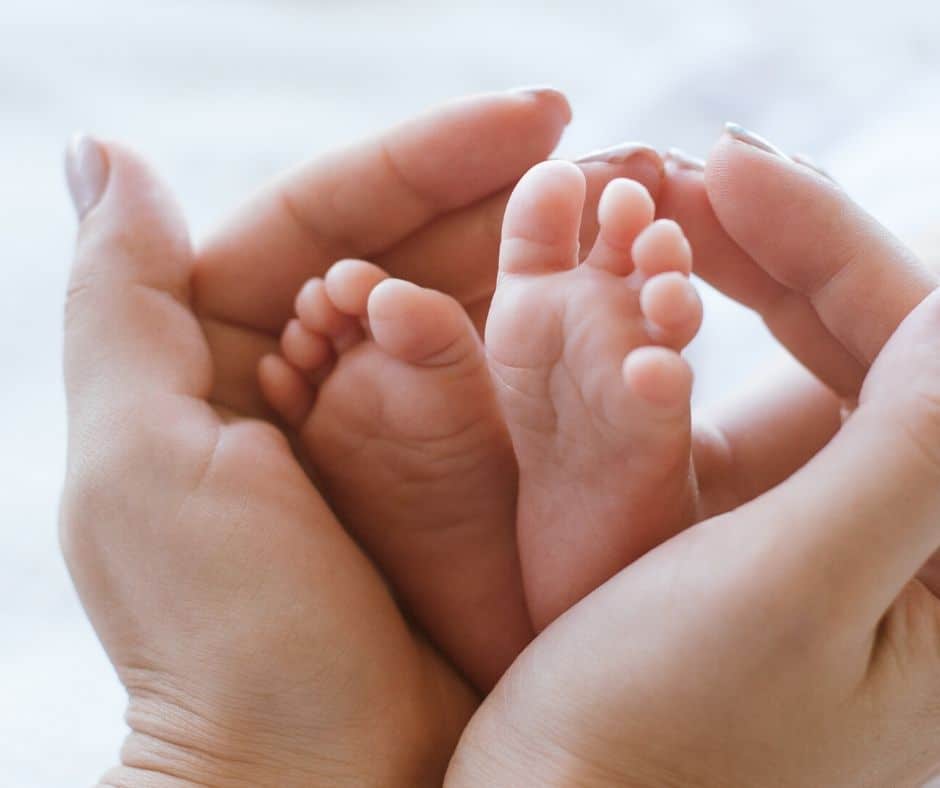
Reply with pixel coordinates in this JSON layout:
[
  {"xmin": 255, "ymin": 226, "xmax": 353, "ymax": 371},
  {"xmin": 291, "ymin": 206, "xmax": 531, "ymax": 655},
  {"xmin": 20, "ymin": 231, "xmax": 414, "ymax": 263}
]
[
  {"xmin": 59, "ymin": 90, "xmax": 597, "ymax": 787},
  {"xmin": 452, "ymin": 295, "xmax": 940, "ymax": 788},
  {"xmin": 62, "ymin": 137, "xmax": 484, "ymax": 787},
  {"xmin": 448, "ymin": 142, "xmax": 940, "ymax": 787}
]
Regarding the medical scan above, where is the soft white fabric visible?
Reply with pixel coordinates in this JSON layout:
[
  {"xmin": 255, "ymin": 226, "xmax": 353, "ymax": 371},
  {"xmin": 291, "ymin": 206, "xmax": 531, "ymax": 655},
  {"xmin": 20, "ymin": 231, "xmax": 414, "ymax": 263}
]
[{"xmin": 3, "ymin": 0, "xmax": 939, "ymax": 783}]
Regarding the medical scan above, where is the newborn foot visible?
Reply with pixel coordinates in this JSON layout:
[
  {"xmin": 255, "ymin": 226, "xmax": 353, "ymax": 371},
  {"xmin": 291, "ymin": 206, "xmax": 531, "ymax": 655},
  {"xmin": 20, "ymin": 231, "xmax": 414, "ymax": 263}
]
[
  {"xmin": 260, "ymin": 259, "xmax": 530, "ymax": 690},
  {"xmin": 487, "ymin": 161, "xmax": 703, "ymax": 630}
]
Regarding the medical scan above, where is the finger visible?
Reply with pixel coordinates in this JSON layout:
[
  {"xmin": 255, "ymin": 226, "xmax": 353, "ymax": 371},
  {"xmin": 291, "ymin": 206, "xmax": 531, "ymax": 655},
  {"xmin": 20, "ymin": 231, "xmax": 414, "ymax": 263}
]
[
  {"xmin": 64, "ymin": 136, "xmax": 210, "ymax": 415},
  {"xmin": 194, "ymin": 88, "xmax": 573, "ymax": 333},
  {"xmin": 731, "ymin": 290, "xmax": 940, "ymax": 629},
  {"xmin": 658, "ymin": 157, "xmax": 867, "ymax": 396},
  {"xmin": 693, "ymin": 357, "xmax": 843, "ymax": 516},
  {"xmin": 704, "ymin": 130, "xmax": 939, "ymax": 375}
]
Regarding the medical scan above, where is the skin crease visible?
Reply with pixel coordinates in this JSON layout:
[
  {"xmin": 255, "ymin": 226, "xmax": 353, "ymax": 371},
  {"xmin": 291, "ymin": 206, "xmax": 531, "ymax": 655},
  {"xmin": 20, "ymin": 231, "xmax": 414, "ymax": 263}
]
[
  {"xmin": 62, "ymin": 90, "xmax": 940, "ymax": 787},
  {"xmin": 62, "ymin": 91, "xmax": 682, "ymax": 786},
  {"xmin": 447, "ymin": 135, "xmax": 940, "ymax": 787},
  {"xmin": 63, "ymin": 91, "xmax": 584, "ymax": 787},
  {"xmin": 449, "ymin": 295, "xmax": 940, "ymax": 788}
]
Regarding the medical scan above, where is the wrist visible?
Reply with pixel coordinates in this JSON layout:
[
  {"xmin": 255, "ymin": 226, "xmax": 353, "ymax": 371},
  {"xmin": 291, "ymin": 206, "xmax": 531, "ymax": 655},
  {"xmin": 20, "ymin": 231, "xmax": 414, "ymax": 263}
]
[
  {"xmin": 99, "ymin": 714, "xmax": 346, "ymax": 788},
  {"xmin": 102, "ymin": 689, "xmax": 429, "ymax": 788}
]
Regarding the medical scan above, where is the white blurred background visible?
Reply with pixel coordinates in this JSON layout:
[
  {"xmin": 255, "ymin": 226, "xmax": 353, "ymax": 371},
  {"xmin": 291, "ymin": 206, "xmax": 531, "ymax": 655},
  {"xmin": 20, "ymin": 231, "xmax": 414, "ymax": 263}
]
[{"xmin": 3, "ymin": 0, "xmax": 940, "ymax": 784}]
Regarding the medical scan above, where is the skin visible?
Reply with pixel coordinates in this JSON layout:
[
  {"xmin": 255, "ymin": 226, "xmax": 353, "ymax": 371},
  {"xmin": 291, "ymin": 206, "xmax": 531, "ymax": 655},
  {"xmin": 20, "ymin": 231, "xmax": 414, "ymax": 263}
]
[
  {"xmin": 62, "ymin": 91, "xmax": 940, "ymax": 785},
  {"xmin": 266, "ymin": 259, "xmax": 530, "ymax": 692},
  {"xmin": 61, "ymin": 90, "xmax": 670, "ymax": 785},
  {"xmin": 447, "ymin": 137, "xmax": 940, "ymax": 788},
  {"xmin": 62, "ymin": 90, "xmax": 585, "ymax": 786},
  {"xmin": 487, "ymin": 162, "xmax": 703, "ymax": 630}
]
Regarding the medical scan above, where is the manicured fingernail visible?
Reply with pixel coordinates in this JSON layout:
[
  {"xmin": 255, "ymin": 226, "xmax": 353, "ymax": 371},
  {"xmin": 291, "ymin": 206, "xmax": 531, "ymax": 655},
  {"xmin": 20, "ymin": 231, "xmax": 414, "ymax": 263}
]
[
  {"xmin": 65, "ymin": 134, "xmax": 109, "ymax": 220},
  {"xmin": 575, "ymin": 141, "xmax": 661, "ymax": 167},
  {"xmin": 792, "ymin": 152, "xmax": 838, "ymax": 185},
  {"xmin": 665, "ymin": 147, "xmax": 705, "ymax": 171},
  {"xmin": 724, "ymin": 122, "xmax": 790, "ymax": 160},
  {"xmin": 510, "ymin": 85, "xmax": 572, "ymax": 124}
]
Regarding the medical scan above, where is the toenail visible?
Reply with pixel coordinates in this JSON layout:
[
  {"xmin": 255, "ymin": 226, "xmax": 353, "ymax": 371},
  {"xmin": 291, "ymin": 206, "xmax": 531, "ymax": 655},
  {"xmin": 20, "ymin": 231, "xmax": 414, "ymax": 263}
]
[
  {"xmin": 574, "ymin": 141, "xmax": 661, "ymax": 168},
  {"xmin": 664, "ymin": 147, "xmax": 705, "ymax": 172},
  {"xmin": 723, "ymin": 122, "xmax": 790, "ymax": 160}
]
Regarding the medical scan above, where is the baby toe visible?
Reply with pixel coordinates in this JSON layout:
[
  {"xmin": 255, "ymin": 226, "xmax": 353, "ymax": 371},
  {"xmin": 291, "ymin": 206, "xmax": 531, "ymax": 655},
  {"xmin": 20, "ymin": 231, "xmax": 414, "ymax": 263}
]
[
  {"xmin": 583, "ymin": 178, "xmax": 655, "ymax": 275},
  {"xmin": 622, "ymin": 346, "xmax": 693, "ymax": 412},
  {"xmin": 499, "ymin": 160, "xmax": 585, "ymax": 276},
  {"xmin": 295, "ymin": 277, "xmax": 364, "ymax": 352},
  {"xmin": 368, "ymin": 279, "xmax": 480, "ymax": 367},
  {"xmin": 258, "ymin": 353, "xmax": 315, "ymax": 428},
  {"xmin": 640, "ymin": 272, "xmax": 703, "ymax": 349},
  {"xmin": 632, "ymin": 219, "xmax": 693, "ymax": 278},
  {"xmin": 280, "ymin": 318, "xmax": 333, "ymax": 371},
  {"xmin": 324, "ymin": 258, "xmax": 389, "ymax": 316}
]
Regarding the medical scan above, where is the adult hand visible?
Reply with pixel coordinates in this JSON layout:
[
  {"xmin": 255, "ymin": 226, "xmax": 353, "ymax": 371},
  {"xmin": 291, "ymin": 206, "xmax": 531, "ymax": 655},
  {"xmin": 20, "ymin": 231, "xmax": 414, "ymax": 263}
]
[
  {"xmin": 453, "ymin": 296, "xmax": 940, "ymax": 788},
  {"xmin": 59, "ymin": 91, "xmax": 564, "ymax": 786},
  {"xmin": 59, "ymin": 90, "xmax": 663, "ymax": 785},
  {"xmin": 448, "ymin": 140, "xmax": 940, "ymax": 788},
  {"xmin": 666, "ymin": 131, "xmax": 939, "ymax": 518}
]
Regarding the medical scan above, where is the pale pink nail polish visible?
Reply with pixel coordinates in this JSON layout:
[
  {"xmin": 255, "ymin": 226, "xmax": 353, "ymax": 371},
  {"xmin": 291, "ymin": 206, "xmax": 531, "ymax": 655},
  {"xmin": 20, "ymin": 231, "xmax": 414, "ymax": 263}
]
[
  {"xmin": 574, "ymin": 141, "xmax": 661, "ymax": 166},
  {"xmin": 665, "ymin": 147, "xmax": 705, "ymax": 172},
  {"xmin": 724, "ymin": 122, "xmax": 790, "ymax": 160},
  {"xmin": 510, "ymin": 86, "xmax": 572, "ymax": 124},
  {"xmin": 65, "ymin": 133, "xmax": 109, "ymax": 220}
]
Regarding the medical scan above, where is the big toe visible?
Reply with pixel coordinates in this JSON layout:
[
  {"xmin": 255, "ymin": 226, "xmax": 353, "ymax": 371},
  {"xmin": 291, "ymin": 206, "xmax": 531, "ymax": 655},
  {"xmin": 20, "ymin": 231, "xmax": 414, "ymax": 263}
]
[
  {"xmin": 705, "ymin": 127, "xmax": 938, "ymax": 368},
  {"xmin": 499, "ymin": 160, "xmax": 585, "ymax": 276},
  {"xmin": 368, "ymin": 279, "xmax": 481, "ymax": 367}
]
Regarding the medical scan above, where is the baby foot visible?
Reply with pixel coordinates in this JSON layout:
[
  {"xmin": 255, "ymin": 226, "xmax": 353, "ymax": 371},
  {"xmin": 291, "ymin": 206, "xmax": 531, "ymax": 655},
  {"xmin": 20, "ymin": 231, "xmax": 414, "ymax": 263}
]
[
  {"xmin": 487, "ymin": 161, "xmax": 703, "ymax": 630},
  {"xmin": 259, "ymin": 260, "xmax": 530, "ymax": 690}
]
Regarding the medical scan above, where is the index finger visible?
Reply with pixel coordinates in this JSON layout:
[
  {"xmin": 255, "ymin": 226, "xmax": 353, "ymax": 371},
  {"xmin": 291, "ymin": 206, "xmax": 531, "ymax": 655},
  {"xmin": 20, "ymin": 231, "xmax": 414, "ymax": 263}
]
[
  {"xmin": 657, "ymin": 156, "xmax": 867, "ymax": 396},
  {"xmin": 194, "ymin": 88, "xmax": 572, "ymax": 334},
  {"xmin": 703, "ymin": 133, "xmax": 938, "ymax": 383}
]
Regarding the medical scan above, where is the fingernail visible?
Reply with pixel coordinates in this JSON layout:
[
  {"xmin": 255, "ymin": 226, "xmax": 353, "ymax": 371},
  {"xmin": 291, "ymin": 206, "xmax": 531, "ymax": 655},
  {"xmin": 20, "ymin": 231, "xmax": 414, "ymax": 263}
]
[
  {"xmin": 65, "ymin": 133, "xmax": 109, "ymax": 220},
  {"xmin": 575, "ymin": 141, "xmax": 661, "ymax": 167},
  {"xmin": 510, "ymin": 85, "xmax": 572, "ymax": 124},
  {"xmin": 792, "ymin": 152, "xmax": 838, "ymax": 185},
  {"xmin": 664, "ymin": 147, "xmax": 705, "ymax": 172},
  {"xmin": 723, "ymin": 122, "xmax": 790, "ymax": 160}
]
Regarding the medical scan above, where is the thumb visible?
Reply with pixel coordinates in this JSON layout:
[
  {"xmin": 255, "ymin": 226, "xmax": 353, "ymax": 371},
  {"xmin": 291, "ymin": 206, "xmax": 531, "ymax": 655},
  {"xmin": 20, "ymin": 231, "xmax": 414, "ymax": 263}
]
[
  {"xmin": 64, "ymin": 136, "xmax": 210, "ymax": 418},
  {"xmin": 741, "ymin": 288, "xmax": 940, "ymax": 631}
]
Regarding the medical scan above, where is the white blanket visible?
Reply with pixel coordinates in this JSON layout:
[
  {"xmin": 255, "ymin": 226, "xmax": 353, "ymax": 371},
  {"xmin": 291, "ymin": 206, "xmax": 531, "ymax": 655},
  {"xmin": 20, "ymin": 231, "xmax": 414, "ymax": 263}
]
[{"xmin": 3, "ymin": 0, "xmax": 939, "ymax": 783}]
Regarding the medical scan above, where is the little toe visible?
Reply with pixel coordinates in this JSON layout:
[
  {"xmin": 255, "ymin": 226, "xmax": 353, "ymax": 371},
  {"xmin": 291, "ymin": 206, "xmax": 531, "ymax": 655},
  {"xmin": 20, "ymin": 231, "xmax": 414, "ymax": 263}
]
[
  {"xmin": 622, "ymin": 346, "xmax": 694, "ymax": 412},
  {"xmin": 295, "ymin": 277, "xmax": 364, "ymax": 352},
  {"xmin": 632, "ymin": 219, "xmax": 693, "ymax": 278},
  {"xmin": 499, "ymin": 160, "xmax": 585, "ymax": 276},
  {"xmin": 258, "ymin": 353, "xmax": 315, "ymax": 428},
  {"xmin": 324, "ymin": 258, "xmax": 389, "ymax": 316},
  {"xmin": 640, "ymin": 272, "xmax": 703, "ymax": 349},
  {"xmin": 280, "ymin": 318, "xmax": 333, "ymax": 372},
  {"xmin": 583, "ymin": 178, "xmax": 655, "ymax": 274},
  {"xmin": 367, "ymin": 278, "xmax": 481, "ymax": 367}
]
